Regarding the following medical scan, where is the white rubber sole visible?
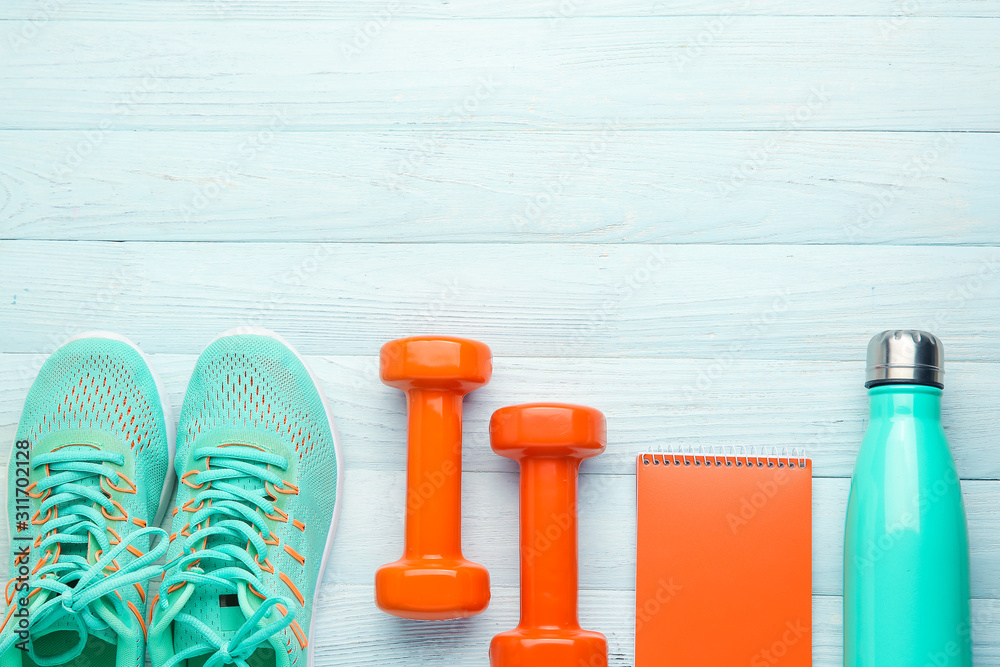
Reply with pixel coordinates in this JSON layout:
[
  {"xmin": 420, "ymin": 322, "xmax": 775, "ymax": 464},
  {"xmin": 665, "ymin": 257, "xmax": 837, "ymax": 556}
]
[
  {"xmin": 208, "ymin": 327, "xmax": 344, "ymax": 667},
  {"xmin": 4, "ymin": 331, "xmax": 178, "ymax": 544}
]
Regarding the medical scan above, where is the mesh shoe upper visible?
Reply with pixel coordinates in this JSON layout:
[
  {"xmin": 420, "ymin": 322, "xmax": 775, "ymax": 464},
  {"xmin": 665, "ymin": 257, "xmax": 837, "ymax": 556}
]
[
  {"xmin": 149, "ymin": 333, "xmax": 339, "ymax": 667},
  {"xmin": 2, "ymin": 335, "xmax": 171, "ymax": 667}
]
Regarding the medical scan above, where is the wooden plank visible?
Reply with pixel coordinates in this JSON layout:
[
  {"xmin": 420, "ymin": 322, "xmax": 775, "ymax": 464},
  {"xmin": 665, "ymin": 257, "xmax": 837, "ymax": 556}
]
[
  {"xmin": 3, "ymin": 131, "xmax": 997, "ymax": 244},
  {"xmin": 0, "ymin": 461, "xmax": 995, "ymax": 597},
  {"xmin": 3, "ymin": 0, "xmax": 999, "ymax": 20},
  {"xmin": 322, "ymin": 472, "xmax": 1000, "ymax": 598},
  {"xmin": 3, "ymin": 353, "xmax": 999, "ymax": 479},
  {"xmin": 3, "ymin": 242, "xmax": 1000, "ymax": 363},
  {"xmin": 1, "ymin": 19, "xmax": 998, "ymax": 130},
  {"xmin": 308, "ymin": 588, "xmax": 999, "ymax": 666}
]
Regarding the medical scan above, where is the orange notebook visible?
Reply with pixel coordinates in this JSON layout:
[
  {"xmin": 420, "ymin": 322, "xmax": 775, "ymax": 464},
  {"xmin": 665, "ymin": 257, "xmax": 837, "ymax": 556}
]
[{"xmin": 635, "ymin": 451, "xmax": 812, "ymax": 666}]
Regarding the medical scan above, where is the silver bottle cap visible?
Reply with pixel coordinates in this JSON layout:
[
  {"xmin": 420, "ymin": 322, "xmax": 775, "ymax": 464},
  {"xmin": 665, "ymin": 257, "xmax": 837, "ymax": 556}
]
[{"xmin": 865, "ymin": 330, "xmax": 944, "ymax": 389}]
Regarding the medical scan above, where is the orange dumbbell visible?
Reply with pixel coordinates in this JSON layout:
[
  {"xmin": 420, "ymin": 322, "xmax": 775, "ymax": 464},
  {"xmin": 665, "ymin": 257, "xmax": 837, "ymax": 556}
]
[
  {"xmin": 375, "ymin": 335, "xmax": 492, "ymax": 620},
  {"xmin": 490, "ymin": 403, "xmax": 608, "ymax": 667}
]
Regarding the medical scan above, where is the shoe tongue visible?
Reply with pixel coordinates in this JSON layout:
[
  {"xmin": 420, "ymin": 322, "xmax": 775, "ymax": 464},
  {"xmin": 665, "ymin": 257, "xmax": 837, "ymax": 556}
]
[
  {"xmin": 28, "ymin": 606, "xmax": 118, "ymax": 663},
  {"xmin": 171, "ymin": 581, "xmax": 274, "ymax": 662}
]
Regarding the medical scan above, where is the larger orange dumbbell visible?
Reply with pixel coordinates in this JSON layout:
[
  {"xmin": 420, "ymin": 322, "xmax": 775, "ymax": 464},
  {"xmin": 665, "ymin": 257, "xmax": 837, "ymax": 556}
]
[
  {"xmin": 490, "ymin": 403, "xmax": 608, "ymax": 667},
  {"xmin": 375, "ymin": 336, "xmax": 492, "ymax": 620}
]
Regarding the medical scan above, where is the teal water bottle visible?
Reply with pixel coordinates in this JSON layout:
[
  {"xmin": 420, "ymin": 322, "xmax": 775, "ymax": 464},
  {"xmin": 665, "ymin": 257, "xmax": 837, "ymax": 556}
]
[{"xmin": 844, "ymin": 330, "xmax": 972, "ymax": 666}]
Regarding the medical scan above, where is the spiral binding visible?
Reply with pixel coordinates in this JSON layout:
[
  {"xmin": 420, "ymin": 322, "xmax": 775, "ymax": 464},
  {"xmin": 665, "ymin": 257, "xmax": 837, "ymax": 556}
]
[{"xmin": 638, "ymin": 445, "xmax": 809, "ymax": 469}]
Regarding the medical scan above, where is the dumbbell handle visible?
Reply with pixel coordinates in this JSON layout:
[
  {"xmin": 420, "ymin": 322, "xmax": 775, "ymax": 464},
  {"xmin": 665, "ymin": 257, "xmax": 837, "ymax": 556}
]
[
  {"xmin": 518, "ymin": 456, "xmax": 581, "ymax": 629},
  {"xmin": 404, "ymin": 388, "xmax": 463, "ymax": 558}
]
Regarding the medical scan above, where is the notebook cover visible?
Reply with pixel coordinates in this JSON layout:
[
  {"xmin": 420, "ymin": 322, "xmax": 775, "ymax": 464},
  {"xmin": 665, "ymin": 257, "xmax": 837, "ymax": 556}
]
[{"xmin": 635, "ymin": 453, "xmax": 812, "ymax": 666}]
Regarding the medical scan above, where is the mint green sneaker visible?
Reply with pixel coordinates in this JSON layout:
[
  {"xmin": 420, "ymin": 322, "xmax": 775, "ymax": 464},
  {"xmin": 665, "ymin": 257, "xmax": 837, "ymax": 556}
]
[
  {"xmin": 149, "ymin": 330, "xmax": 342, "ymax": 667},
  {"xmin": 1, "ymin": 333, "xmax": 174, "ymax": 667}
]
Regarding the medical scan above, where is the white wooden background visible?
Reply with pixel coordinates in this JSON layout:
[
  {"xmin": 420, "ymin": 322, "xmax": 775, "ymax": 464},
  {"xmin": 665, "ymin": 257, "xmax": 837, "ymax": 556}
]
[{"xmin": 1, "ymin": 1, "xmax": 999, "ymax": 664}]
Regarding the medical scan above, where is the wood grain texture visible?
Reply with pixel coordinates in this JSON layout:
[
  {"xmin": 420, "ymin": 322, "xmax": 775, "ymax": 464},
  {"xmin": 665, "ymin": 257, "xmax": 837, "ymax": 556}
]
[
  {"xmin": 3, "ymin": 352, "xmax": 999, "ymax": 479},
  {"xmin": 2, "ymin": 130, "xmax": 997, "ymax": 244},
  {"xmin": 305, "ymin": 589, "xmax": 999, "ymax": 666},
  {"xmin": 2, "ymin": 569, "xmax": 993, "ymax": 665},
  {"xmin": 4, "ymin": 1, "xmax": 1000, "ymax": 20},
  {"xmin": 1, "ymin": 19, "xmax": 998, "ymax": 130},
  {"xmin": 2, "ymin": 3, "xmax": 998, "ymax": 664},
  {"xmin": 3, "ymin": 241, "xmax": 1000, "ymax": 361}
]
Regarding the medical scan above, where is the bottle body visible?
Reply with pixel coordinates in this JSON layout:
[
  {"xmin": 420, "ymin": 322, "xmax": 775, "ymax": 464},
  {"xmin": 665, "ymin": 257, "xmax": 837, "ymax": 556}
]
[{"xmin": 844, "ymin": 385, "xmax": 971, "ymax": 666}]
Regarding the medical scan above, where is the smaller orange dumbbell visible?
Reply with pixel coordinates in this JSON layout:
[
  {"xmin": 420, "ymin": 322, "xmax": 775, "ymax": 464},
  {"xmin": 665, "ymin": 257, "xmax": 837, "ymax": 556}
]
[
  {"xmin": 375, "ymin": 336, "xmax": 491, "ymax": 620},
  {"xmin": 490, "ymin": 403, "xmax": 608, "ymax": 667}
]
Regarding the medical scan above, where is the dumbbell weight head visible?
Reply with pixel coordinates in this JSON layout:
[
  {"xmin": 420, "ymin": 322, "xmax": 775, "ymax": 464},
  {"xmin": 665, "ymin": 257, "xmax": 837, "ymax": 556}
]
[
  {"xmin": 490, "ymin": 403, "xmax": 606, "ymax": 461},
  {"xmin": 491, "ymin": 628, "xmax": 608, "ymax": 666},
  {"xmin": 380, "ymin": 336, "xmax": 492, "ymax": 392}
]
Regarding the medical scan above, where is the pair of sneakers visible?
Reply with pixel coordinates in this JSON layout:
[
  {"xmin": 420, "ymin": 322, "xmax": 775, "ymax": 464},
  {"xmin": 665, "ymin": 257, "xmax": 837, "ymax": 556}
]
[{"xmin": 1, "ymin": 330, "xmax": 342, "ymax": 667}]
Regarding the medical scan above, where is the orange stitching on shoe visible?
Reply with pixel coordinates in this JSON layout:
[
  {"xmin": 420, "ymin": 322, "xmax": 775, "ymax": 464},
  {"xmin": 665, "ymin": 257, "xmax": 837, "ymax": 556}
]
[
  {"xmin": 292, "ymin": 519, "xmax": 305, "ymax": 531},
  {"xmin": 182, "ymin": 497, "xmax": 205, "ymax": 513},
  {"xmin": 279, "ymin": 572, "xmax": 304, "ymax": 605},
  {"xmin": 270, "ymin": 480, "xmax": 299, "ymax": 496},
  {"xmin": 31, "ymin": 553, "xmax": 49, "ymax": 575},
  {"xmin": 283, "ymin": 545, "xmax": 305, "ymax": 565},
  {"xmin": 134, "ymin": 583, "xmax": 146, "ymax": 603},
  {"xmin": 0, "ymin": 607, "xmax": 14, "ymax": 634},
  {"xmin": 102, "ymin": 498, "xmax": 128, "ymax": 521},
  {"xmin": 264, "ymin": 506, "xmax": 288, "ymax": 522},
  {"xmin": 256, "ymin": 555, "xmax": 274, "ymax": 574},
  {"xmin": 31, "ymin": 507, "xmax": 54, "ymax": 525},
  {"xmin": 132, "ymin": 517, "xmax": 147, "ymax": 527},
  {"xmin": 147, "ymin": 593, "xmax": 159, "ymax": 626},
  {"xmin": 275, "ymin": 603, "xmax": 308, "ymax": 649},
  {"xmin": 128, "ymin": 601, "xmax": 147, "ymax": 639},
  {"xmin": 25, "ymin": 481, "xmax": 49, "ymax": 500},
  {"xmin": 105, "ymin": 472, "xmax": 137, "ymax": 494},
  {"xmin": 181, "ymin": 470, "xmax": 205, "ymax": 489}
]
